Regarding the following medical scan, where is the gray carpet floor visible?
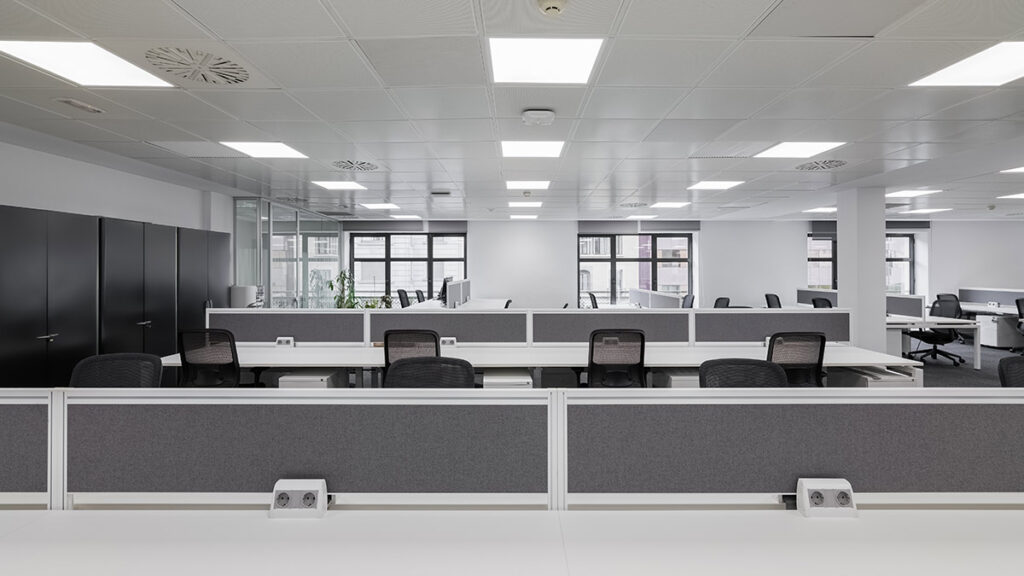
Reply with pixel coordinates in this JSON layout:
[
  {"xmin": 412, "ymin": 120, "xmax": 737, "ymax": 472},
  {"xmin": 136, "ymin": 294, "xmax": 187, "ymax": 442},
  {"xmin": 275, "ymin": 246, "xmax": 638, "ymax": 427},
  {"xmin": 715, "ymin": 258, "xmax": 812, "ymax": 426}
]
[{"xmin": 912, "ymin": 340, "xmax": 1021, "ymax": 387}]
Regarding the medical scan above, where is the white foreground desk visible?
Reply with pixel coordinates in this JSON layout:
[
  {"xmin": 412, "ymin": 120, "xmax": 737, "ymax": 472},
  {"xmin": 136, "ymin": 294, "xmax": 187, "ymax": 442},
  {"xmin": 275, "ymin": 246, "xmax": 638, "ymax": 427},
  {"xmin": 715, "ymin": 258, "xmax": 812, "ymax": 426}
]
[{"xmin": 886, "ymin": 315, "xmax": 981, "ymax": 369}]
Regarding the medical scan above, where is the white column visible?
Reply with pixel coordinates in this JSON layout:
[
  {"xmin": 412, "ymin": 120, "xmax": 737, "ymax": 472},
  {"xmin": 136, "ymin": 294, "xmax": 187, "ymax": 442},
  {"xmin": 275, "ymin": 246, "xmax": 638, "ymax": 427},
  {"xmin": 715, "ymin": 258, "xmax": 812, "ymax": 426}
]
[{"xmin": 837, "ymin": 187, "xmax": 886, "ymax": 352}]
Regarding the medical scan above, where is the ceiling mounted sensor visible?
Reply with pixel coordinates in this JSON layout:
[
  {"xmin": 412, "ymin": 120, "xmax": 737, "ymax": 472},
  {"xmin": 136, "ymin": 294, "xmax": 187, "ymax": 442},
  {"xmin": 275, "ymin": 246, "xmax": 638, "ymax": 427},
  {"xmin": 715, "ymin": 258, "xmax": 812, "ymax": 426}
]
[
  {"xmin": 332, "ymin": 160, "xmax": 379, "ymax": 172},
  {"xmin": 54, "ymin": 97, "xmax": 104, "ymax": 114},
  {"xmin": 620, "ymin": 202, "xmax": 648, "ymax": 208},
  {"xmin": 522, "ymin": 109, "xmax": 555, "ymax": 126},
  {"xmin": 795, "ymin": 159, "xmax": 847, "ymax": 171},
  {"xmin": 145, "ymin": 47, "xmax": 250, "ymax": 85},
  {"xmin": 537, "ymin": 0, "xmax": 566, "ymax": 16}
]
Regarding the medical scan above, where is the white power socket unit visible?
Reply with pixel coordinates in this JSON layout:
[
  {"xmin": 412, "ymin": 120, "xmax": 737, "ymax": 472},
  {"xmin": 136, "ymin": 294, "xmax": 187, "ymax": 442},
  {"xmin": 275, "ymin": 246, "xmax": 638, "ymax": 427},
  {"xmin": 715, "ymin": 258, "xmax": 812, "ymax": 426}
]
[
  {"xmin": 440, "ymin": 336, "xmax": 457, "ymax": 346},
  {"xmin": 275, "ymin": 336, "xmax": 295, "ymax": 347},
  {"xmin": 796, "ymin": 478, "xmax": 857, "ymax": 518},
  {"xmin": 268, "ymin": 479, "xmax": 328, "ymax": 519}
]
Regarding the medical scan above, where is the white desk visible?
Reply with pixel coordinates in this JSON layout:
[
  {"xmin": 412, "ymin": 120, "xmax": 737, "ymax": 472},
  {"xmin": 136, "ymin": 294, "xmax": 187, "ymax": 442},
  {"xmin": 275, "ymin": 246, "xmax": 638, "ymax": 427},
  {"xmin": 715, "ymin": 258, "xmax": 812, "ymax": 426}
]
[
  {"xmin": 960, "ymin": 302, "xmax": 1018, "ymax": 316},
  {"xmin": 407, "ymin": 298, "xmax": 510, "ymax": 310},
  {"xmin": 886, "ymin": 315, "xmax": 981, "ymax": 369},
  {"xmin": 958, "ymin": 303, "xmax": 1023, "ymax": 348}
]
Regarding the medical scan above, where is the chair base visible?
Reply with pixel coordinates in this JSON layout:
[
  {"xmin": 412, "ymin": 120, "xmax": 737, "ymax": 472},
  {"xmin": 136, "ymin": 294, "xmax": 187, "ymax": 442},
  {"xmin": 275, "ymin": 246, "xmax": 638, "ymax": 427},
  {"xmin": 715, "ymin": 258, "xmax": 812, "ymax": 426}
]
[{"xmin": 908, "ymin": 346, "xmax": 965, "ymax": 367}]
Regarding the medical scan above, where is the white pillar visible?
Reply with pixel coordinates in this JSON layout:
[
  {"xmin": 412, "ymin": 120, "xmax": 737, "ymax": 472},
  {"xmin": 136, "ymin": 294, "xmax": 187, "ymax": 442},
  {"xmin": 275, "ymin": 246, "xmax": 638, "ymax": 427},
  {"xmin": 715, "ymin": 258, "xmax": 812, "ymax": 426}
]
[{"xmin": 837, "ymin": 187, "xmax": 886, "ymax": 352}]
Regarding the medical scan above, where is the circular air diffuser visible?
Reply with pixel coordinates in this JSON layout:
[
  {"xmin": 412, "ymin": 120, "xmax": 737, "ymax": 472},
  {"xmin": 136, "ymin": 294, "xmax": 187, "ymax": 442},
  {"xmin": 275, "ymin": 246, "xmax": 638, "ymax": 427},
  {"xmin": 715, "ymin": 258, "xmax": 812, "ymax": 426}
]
[
  {"xmin": 332, "ymin": 160, "xmax": 379, "ymax": 172},
  {"xmin": 795, "ymin": 159, "xmax": 847, "ymax": 171},
  {"xmin": 145, "ymin": 47, "xmax": 250, "ymax": 85}
]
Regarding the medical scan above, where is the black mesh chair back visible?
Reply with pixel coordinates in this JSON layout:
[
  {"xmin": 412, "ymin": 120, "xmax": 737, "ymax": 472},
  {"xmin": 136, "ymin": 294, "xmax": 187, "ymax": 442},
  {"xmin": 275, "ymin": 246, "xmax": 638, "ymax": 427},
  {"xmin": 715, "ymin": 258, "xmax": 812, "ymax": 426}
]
[
  {"xmin": 714, "ymin": 297, "xmax": 730, "ymax": 308},
  {"xmin": 999, "ymin": 357, "xmax": 1024, "ymax": 387},
  {"xmin": 936, "ymin": 293, "xmax": 964, "ymax": 316},
  {"xmin": 767, "ymin": 332, "xmax": 826, "ymax": 387},
  {"xmin": 384, "ymin": 329, "xmax": 440, "ymax": 371},
  {"xmin": 681, "ymin": 294, "xmax": 694, "ymax": 309},
  {"xmin": 1016, "ymin": 298, "xmax": 1024, "ymax": 337},
  {"xmin": 699, "ymin": 359, "xmax": 788, "ymax": 388},
  {"xmin": 383, "ymin": 356, "xmax": 476, "ymax": 388},
  {"xmin": 589, "ymin": 292, "xmax": 598, "ymax": 309},
  {"xmin": 415, "ymin": 290, "xmax": 426, "ymax": 303},
  {"xmin": 397, "ymin": 289, "xmax": 411, "ymax": 308},
  {"xmin": 562, "ymin": 303, "xmax": 569, "ymax": 309},
  {"xmin": 504, "ymin": 299, "xmax": 512, "ymax": 309},
  {"xmin": 930, "ymin": 298, "xmax": 962, "ymax": 339},
  {"xmin": 70, "ymin": 353, "xmax": 162, "ymax": 387},
  {"xmin": 588, "ymin": 329, "xmax": 646, "ymax": 387},
  {"xmin": 765, "ymin": 293, "xmax": 782, "ymax": 308},
  {"xmin": 178, "ymin": 329, "xmax": 241, "ymax": 387},
  {"xmin": 811, "ymin": 297, "xmax": 833, "ymax": 308}
]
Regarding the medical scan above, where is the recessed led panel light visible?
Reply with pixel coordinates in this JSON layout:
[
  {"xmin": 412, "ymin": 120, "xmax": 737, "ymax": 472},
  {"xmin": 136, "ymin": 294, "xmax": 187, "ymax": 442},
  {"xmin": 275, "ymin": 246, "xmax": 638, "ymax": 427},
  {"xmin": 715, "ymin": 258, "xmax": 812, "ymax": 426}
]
[
  {"xmin": 510, "ymin": 214, "xmax": 538, "ymax": 220},
  {"xmin": 900, "ymin": 208, "xmax": 952, "ymax": 214},
  {"xmin": 391, "ymin": 214, "xmax": 421, "ymax": 220},
  {"xmin": 360, "ymin": 203, "xmax": 399, "ymax": 210},
  {"xmin": 626, "ymin": 215, "xmax": 657, "ymax": 220},
  {"xmin": 506, "ymin": 180, "xmax": 550, "ymax": 190},
  {"xmin": 886, "ymin": 190, "xmax": 942, "ymax": 198},
  {"xmin": 754, "ymin": 142, "xmax": 846, "ymax": 158},
  {"xmin": 910, "ymin": 42, "xmax": 1024, "ymax": 87},
  {"xmin": 1000, "ymin": 166, "xmax": 1024, "ymax": 173},
  {"xmin": 501, "ymin": 141, "xmax": 564, "ymax": 158},
  {"xmin": 508, "ymin": 202, "xmax": 543, "ymax": 208},
  {"xmin": 0, "ymin": 41, "xmax": 172, "ymax": 87},
  {"xmin": 803, "ymin": 207, "xmax": 838, "ymax": 213},
  {"xmin": 687, "ymin": 181, "xmax": 744, "ymax": 190},
  {"xmin": 312, "ymin": 181, "xmax": 366, "ymax": 190},
  {"xmin": 221, "ymin": 142, "xmax": 307, "ymax": 158},
  {"xmin": 490, "ymin": 38, "xmax": 603, "ymax": 84},
  {"xmin": 998, "ymin": 193, "xmax": 1024, "ymax": 199},
  {"xmin": 650, "ymin": 202, "xmax": 691, "ymax": 208}
]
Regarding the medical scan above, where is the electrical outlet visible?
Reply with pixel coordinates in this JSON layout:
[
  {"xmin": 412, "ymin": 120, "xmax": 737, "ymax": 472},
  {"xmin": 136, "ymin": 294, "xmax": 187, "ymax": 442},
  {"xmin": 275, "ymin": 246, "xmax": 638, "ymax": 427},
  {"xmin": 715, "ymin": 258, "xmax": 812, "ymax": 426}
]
[
  {"xmin": 275, "ymin": 336, "xmax": 295, "ymax": 347},
  {"xmin": 440, "ymin": 337, "xmax": 457, "ymax": 346},
  {"xmin": 988, "ymin": 301, "xmax": 1000, "ymax": 308},
  {"xmin": 269, "ymin": 479, "xmax": 328, "ymax": 518},
  {"xmin": 796, "ymin": 478, "xmax": 857, "ymax": 518}
]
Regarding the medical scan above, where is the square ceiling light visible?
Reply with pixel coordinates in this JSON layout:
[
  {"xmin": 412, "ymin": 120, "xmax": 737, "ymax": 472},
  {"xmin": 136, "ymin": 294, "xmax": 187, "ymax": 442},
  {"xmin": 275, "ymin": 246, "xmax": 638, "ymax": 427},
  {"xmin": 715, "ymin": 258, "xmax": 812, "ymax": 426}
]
[
  {"xmin": 1000, "ymin": 166, "xmax": 1024, "ymax": 173},
  {"xmin": 803, "ymin": 207, "xmax": 837, "ymax": 213},
  {"xmin": 506, "ymin": 181, "xmax": 550, "ymax": 190},
  {"xmin": 900, "ymin": 208, "xmax": 952, "ymax": 214},
  {"xmin": 510, "ymin": 214, "xmax": 538, "ymax": 220},
  {"xmin": 509, "ymin": 201, "xmax": 543, "ymax": 208},
  {"xmin": 886, "ymin": 190, "xmax": 941, "ymax": 198},
  {"xmin": 221, "ymin": 142, "xmax": 307, "ymax": 158},
  {"xmin": 501, "ymin": 141, "xmax": 564, "ymax": 158},
  {"xmin": 0, "ymin": 41, "xmax": 171, "ymax": 87},
  {"xmin": 312, "ymin": 181, "xmax": 367, "ymax": 190},
  {"xmin": 391, "ymin": 214, "xmax": 421, "ymax": 220},
  {"xmin": 361, "ymin": 203, "xmax": 399, "ymax": 210},
  {"xmin": 755, "ymin": 142, "xmax": 846, "ymax": 158},
  {"xmin": 626, "ymin": 215, "xmax": 657, "ymax": 220},
  {"xmin": 688, "ymin": 181, "xmax": 744, "ymax": 190},
  {"xmin": 650, "ymin": 202, "xmax": 690, "ymax": 208},
  {"xmin": 911, "ymin": 42, "xmax": 1024, "ymax": 86},
  {"xmin": 490, "ymin": 38, "xmax": 603, "ymax": 84},
  {"xmin": 998, "ymin": 193, "xmax": 1024, "ymax": 199}
]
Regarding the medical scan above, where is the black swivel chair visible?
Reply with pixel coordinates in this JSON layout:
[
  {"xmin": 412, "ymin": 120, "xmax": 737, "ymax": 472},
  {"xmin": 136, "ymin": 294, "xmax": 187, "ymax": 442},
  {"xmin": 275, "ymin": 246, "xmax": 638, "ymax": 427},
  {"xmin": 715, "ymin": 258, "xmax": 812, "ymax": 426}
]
[
  {"xmin": 713, "ymin": 297, "xmax": 730, "ymax": 308},
  {"xmin": 415, "ymin": 290, "xmax": 426, "ymax": 303},
  {"xmin": 765, "ymin": 293, "xmax": 782, "ymax": 309},
  {"xmin": 383, "ymin": 356, "xmax": 476, "ymax": 388},
  {"xmin": 937, "ymin": 293, "xmax": 968, "ymax": 343},
  {"xmin": 586, "ymin": 329, "xmax": 646, "ymax": 388},
  {"xmin": 999, "ymin": 356, "xmax": 1024, "ymax": 387},
  {"xmin": 383, "ymin": 329, "xmax": 440, "ymax": 377},
  {"xmin": 767, "ymin": 332, "xmax": 826, "ymax": 387},
  {"xmin": 699, "ymin": 359, "xmax": 788, "ymax": 388},
  {"xmin": 70, "ymin": 353, "xmax": 162, "ymax": 387},
  {"xmin": 1014, "ymin": 298, "xmax": 1024, "ymax": 355},
  {"xmin": 908, "ymin": 299, "xmax": 965, "ymax": 366},
  {"xmin": 178, "ymin": 329, "xmax": 243, "ymax": 387},
  {"xmin": 396, "ymin": 289, "xmax": 411, "ymax": 308},
  {"xmin": 504, "ymin": 299, "xmax": 512, "ymax": 309},
  {"xmin": 588, "ymin": 292, "xmax": 599, "ymax": 309},
  {"xmin": 811, "ymin": 297, "xmax": 833, "ymax": 309},
  {"xmin": 681, "ymin": 294, "xmax": 694, "ymax": 309}
]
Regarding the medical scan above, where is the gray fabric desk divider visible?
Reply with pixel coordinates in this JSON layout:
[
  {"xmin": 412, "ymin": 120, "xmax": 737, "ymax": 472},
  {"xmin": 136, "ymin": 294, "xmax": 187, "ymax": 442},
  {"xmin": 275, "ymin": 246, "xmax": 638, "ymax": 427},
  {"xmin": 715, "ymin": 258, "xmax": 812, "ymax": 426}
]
[
  {"xmin": 532, "ymin": 311, "xmax": 689, "ymax": 343},
  {"xmin": 958, "ymin": 288, "xmax": 1024, "ymax": 307},
  {"xmin": 796, "ymin": 289, "xmax": 838, "ymax": 307},
  {"xmin": 207, "ymin": 310, "xmax": 365, "ymax": 343},
  {"xmin": 369, "ymin": 311, "xmax": 527, "ymax": 343},
  {"xmin": 887, "ymin": 294, "xmax": 926, "ymax": 318},
  {"xmin": 567, "ymin": 401, "xmax": 1024, "ymax": 493},
  {"xmin": 694, "ymin": 310, "xmax": 850, "ymax": 342},
  {"xmin": 0, "ymin": 402, "xmax": 49, "ymax": 493}
]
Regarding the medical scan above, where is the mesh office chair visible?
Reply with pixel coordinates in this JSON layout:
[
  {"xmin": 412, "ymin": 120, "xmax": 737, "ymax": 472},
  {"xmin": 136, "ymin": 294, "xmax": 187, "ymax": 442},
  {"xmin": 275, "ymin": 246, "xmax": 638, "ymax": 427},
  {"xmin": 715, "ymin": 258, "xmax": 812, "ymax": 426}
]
[
  {"xmin": 178, "ymin": 329, "xmax": 242, "ymax": 387},
  {"xmin": 383, "ymin": 330, "xmax": 440, "ymax": 376},
  {"xmin": 504, "ymin": 299, "xmax": 512, "ymax": 309},
  {"xmin": 999, "ymin": 356, "xmax": 1024, "ymax": 387},
  {"xmin": 713, "ymin": 297, "xmax": 730, "ymax": 308},
  {"xmin": 396, "ymin": 289, "xmax": 411, "ymax": 308},
  {"xmin": 415, "ymin": 290, "xmax": 426, "ymax": 303},
  {"xmin": 588, "ymin": 292, "xmax": 599, "ymax": 309},
  {"xmin": 937, "ymin": 293, "xmax": 967, "ymax": 343},
  {"xmin": 908, "ymin": 299, "xmax": 965, "ymax": 366},
  {"xmin": 812, "ymin": 297, "xmax": 833, "ymax": 308},
  {"xmin": 587, "ymin": 329, "xmax": 646, "ymax": 387},
  {"xmin": 383, "ymin": 356, "xmax": 476, "ymax": 388},
  {"xmin": 767, "ymin": 332, "xmax": 826, "ymax": 387},
  {"xmin": 765, "ymin": 293, "xmax": 782, "ymax": 309},
  {"xmin": 70, "ymin": 353, "xmax": 162, "ymax": 387},
  {"xmin": 1015, "ymin": 298, "xmax": 1024, "ymax": 355},
  {"xmin": 681, "ymin": 294, "xmax": 694, "ymax": 309},
  {"xmin": 699, "ymin": 358, "xmax": 788, "ymax": 388}
]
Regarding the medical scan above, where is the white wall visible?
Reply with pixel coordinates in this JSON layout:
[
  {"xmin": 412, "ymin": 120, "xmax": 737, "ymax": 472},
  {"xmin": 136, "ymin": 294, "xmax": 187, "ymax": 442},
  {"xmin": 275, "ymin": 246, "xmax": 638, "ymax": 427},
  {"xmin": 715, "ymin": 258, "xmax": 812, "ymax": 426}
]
[
  {"xmin": 0, "ymin": 140, "xmax": 233, "ymax": 233},
  {"xmin": 930, "ymin": 220, "xmax": 1024, "ymax": 297},
  {"xmin": 699, "ymin": 221, "xmax": 808, "ymax": 308},
  {"xmin": 467, "ymin": 220, "xmax": 578, "ymax": 309}
]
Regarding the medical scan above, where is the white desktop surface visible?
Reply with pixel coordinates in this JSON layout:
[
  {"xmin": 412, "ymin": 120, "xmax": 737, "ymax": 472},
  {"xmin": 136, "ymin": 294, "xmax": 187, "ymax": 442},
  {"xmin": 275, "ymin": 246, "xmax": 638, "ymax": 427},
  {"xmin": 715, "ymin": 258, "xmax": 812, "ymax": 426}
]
[
  {"xmin": 960, "ymin": 302, "xmax": 1019, "ymax": 316},
  {"xmin": 886, "ymin": 315, "xmax": 982, "ymax": 369},
  {"xmin": 407, "ymin": 298, "xmax": 509, "ymax": 310},
  {"xmin": 1, "ymin": 509, "xmax": 1022, "ymax": 575}
]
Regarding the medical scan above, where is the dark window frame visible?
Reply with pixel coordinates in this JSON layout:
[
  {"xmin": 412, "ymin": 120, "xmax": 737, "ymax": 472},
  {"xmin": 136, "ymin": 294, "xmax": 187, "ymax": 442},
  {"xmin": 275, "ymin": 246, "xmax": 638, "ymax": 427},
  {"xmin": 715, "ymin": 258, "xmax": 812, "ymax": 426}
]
[
  {"xmin": 807, "ymin": 234, "xmax": 838, "ymax": 290},
  {"xmin": 349, "ymin": 232, "xmax": 467, "ymax": 298},
  {"xmin": 885, "ymin": 233, "xmax": 915, "ymax": 295},
  {"xmin": 577, "ymin": 233, "xmax": 693, "ymax": 305},
  {"xmin": 806, "ymin": 233, "xmax": 916, "ymax": 293}
]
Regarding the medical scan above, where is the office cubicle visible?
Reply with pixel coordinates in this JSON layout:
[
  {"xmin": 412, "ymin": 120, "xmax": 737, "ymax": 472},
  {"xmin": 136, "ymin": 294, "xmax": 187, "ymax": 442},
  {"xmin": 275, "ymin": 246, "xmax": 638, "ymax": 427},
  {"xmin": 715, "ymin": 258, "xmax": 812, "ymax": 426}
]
[
  {"xmin": 692, "ymin": 309, "xmax": 851, "ymax": 343},
  {"xmin": 886, "ymin": 294, "xmax": 926, "ymax": 317},
  {"xmin": 796, "ymin": 288, "xmax": 839, "ymax": 307},
  {"xmin": 0, "ymin": 389, "xmax": 50, "ymax": 507}
]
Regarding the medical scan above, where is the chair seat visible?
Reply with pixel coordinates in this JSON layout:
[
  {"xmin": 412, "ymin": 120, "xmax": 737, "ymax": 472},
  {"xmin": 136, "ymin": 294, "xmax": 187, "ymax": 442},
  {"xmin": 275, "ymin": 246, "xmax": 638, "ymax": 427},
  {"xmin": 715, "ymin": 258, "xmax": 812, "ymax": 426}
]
[
  {"xmin": 908, "ymin": 330, "xmax": 955, "ymax": 345},
  {"xmin": 591, "ymin": 369, "xmax": 642, "ymax": 388}
]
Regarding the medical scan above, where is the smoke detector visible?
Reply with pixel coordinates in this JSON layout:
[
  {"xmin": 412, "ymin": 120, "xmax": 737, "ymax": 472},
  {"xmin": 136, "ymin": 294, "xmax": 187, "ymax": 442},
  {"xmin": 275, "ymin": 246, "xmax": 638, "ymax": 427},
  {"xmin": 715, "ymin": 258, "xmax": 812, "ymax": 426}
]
[
  {"xmin": 522, "ymin": 109, "xmax": 556, "ymax": 126},
  {"xmin": 332, "ymin": 160, "xmax": 379, "ymax": 172},
  {"xmin": 145, "ymin": 47, "xmax": 250, "ymax": 85},
  {"xmin": 795, "ymin": 159, "xmax": 847, "ymax": 171},
  {"xmin": 537, "ymin": 0, "xmax": 566, "ymax": 16}
]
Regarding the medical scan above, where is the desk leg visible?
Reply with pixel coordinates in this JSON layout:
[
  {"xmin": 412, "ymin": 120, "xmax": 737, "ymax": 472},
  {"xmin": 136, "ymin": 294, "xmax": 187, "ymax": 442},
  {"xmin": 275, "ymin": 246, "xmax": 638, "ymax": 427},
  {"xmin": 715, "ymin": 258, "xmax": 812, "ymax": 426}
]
[
  {"xmin": 974, "ymin": 328, "xmax": 982, "ymax": 370},
  {"xmin": 354, "ymin": 368, "xmax": 364, "ymax": 388}
]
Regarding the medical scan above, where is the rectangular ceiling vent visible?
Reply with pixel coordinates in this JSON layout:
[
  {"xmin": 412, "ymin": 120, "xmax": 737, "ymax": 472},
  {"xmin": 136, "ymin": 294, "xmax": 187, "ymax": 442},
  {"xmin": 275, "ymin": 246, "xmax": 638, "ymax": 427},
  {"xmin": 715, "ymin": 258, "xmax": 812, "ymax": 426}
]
[{"xmin": 431, "ymin": 190, "xmax": 452, "ymax": 196}]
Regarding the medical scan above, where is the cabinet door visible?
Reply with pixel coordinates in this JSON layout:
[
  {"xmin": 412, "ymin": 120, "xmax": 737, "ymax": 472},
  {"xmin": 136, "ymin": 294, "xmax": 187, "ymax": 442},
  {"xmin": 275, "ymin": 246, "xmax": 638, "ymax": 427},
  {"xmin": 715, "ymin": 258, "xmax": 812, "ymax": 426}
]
[
  {"xmin": 144, "ymin": 223, "xmax": 177, "ymax": 357},
  {"xmin": 0, "ymin": 206, "xmax": 48, "ymax": 386},
  {"xmin": 47, "ymin": 212, "xmax": 99, "ymax": 387},
  {"xmin": 100, "ymin": 219, "xmax": 145, "ymax": 353},
  {"xmin": 177, "ymin": 227, "xmax": 208, "ymax": 331},
  {"xmin": 207, "ymin": 231, "xmax": 231, "ymax": 309}
]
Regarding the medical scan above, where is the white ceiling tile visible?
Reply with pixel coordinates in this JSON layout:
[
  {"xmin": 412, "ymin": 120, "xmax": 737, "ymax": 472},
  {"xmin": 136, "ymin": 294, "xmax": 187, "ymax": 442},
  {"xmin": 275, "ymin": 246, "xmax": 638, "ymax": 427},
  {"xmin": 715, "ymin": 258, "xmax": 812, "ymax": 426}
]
[
  {"xmin": 574, "ymin": 119, "xmax": 658, "ymax": 141},
  {"xmin": 561, "ymin": 142, "xmax": 639, "ymax": 159},
  {"xmin": 757, "ymin": 88, "xmax": 889, "ymax": 119},
  {"xmin": 0, "ymin": 54, "xmax": 73, "ymax": 87},
  {"xmin": 81, "ymin": 140, "xmax": 183, "ymax": 158},
  {"xmin": 391, "ymin": 86, "xmax": 490, "ymax": 119},
  {"xmin": 232, "ymin": 41, "xmax": 379, "ymax": 89},
  {"xmin": 173, "ymin": 0, "xmax": 345, "ymax": 39},
  {"xmin": 492, "ymin": 86, "xmax": 587, "ymax": 118},
  {"xmin": 624, "ymin": 141, "xmax": 707, "ymax": 159},
  {"xmin": 667, "ymin": 88, "xmax": 784, "ymax": 119},
  {"xmin": 356, "ymin": 142, "xmax": 435, "ymax": 159},
  {"xmin": 703, "ymin": 39, "xmax": 864, "ymax": 87},
  {"xmin": 1, "ymin": 87, "xmax": 147, "ymax": 119},
  {"xmin": 89, "ymin": 89, "xmax": 235, "ymax": 120},
  {"xmin": 414, "ymin": 119, "xmax": 493, "ymax": 141},
  {"xmin": 358, "ymin": 37, "xmax": 486, "ymax": 86},
  {"xmin": 690, "ymin": 141, "xmax": 776, "ymax": 158},
  {"xmin": 328, "ymin": 0, "xmax": 478, "ymax": 38},
  {"xmin": 10, "ymin": 117, "xmax": 130, "ymax": 141},
  {"xmin": 644, "ymin": 119, "xmax": 739, "ymax": 142},
  {"xmin": 716, "ymin": 118, "xmax": 816, "ymax": 141},
  {"xmin": 620, "ymin": 0, "xmax": 775, "ymax": 36},
  {"xmin": 247, "ymin": 121, "xmax": 346, "ymax": 142},
  {"xmin": 22, "ymin": 0, "xmax": 208, "ymax": 38},
  {"xmin": 812, "ymin": 142, "xmax": 909, "ymax": 159},
  {"xmin": 429, "ymin": 141, "xmax": 499, "ymax": 159},
  {"xmin": 597, "ymin": 39, "xmax": 732, "ymax": 86},
  {"xmin": 172, "ymin": 120, "xmax": 273, "ymax": 141},
  {"xmin": 885, "ymin": 142, "xmax": 975, "ymax": 160},
  {"xmin": 82, "ymin": 118, "xmax": 199, "ymax": 140},
  {"xmin": 496, "ymin": 118, "xmax": 574, "ymax": 141},
  {"xmin": 191, "ymin": 90, "xmax": 316, "ymax": 121},
  {"xmin": 501, "ymin": 157, "xmax": 562, "ymax": 174},
  {"xmin": 795, "ymin": 119, "xmax": 901, "ymax": 141},
  {"xmin": 925, "ymin": 89, "xmax": 1024, "ymax": 120},
  {"xmin": 334, "ymin": 120, "xmax": 421, "ymax": 142},
  {"xmin": 808, "ymin": 40, "xmax": 993, "ymax": 87},
  {"xmin": 873, "ymin": 120, "xmax": 988, "ymax": 142},
  {"xmin": 480, "ymin": 0, "xmax": 621, "ymax": 35},
  {"xmin": 290, "ymin": 90, "xmax": 404, "ymax": 121},
  {"xmin": 0, "ymin": 0, "xmax": 78, "ymax": 38},
  {"xmin": 880, "ymin": 0, "xmax": 1024, "ymax": 39},
  {"xmin": 752, "ymin": 0, "xmax": 927, "ymax": 37},
  {"xmin": 583, "ymin": 87, "xmax": 685, "ymax": 119},
  {"xmin": 948, "ymin": 120, "xmax": 1024, "ymax": 143},
  {"xmin": 146, "ymin": 140, "xmax": 245, "ymax": 157},
  {"xmin": 838, "ymin": 88, "xmax": 992, "ymax": 119},
  {"xmin": 439, "ymin": 158, "xmax": 501, "ymax": 180},
  {"xmin": 0, "ymin": 94, "xmax": 64, "ymax": 120}
]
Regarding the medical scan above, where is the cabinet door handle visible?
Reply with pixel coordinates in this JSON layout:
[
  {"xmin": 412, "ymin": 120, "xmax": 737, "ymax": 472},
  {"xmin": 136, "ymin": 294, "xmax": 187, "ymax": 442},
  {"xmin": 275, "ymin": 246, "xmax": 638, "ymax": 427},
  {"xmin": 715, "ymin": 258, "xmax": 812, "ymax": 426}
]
[
  {"xmin": 36, "ymin": 333, "xmax": 59, "ymax": 341},
  {"xmin": 136, "ymin": 321, "xmax": 153, "ymax": 327}
]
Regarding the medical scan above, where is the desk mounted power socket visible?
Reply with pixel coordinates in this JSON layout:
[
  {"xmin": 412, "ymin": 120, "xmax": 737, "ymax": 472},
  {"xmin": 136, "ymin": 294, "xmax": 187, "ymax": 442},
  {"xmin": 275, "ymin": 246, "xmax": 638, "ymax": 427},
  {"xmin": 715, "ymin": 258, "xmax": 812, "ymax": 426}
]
[
  {"xmin": 440, "ymin": 337, "xmax": 457, "ymax": 346},
  {"xmin": 275, "ymin": 336, "xmax": 295, "ymax": 347}
]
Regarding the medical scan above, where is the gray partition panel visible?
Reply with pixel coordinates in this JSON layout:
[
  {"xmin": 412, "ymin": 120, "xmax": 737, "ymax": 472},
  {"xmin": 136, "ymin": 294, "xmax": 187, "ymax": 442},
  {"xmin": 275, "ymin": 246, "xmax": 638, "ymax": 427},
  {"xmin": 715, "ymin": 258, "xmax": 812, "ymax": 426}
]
[
  {"xmin": 568, "ymin": 404, "xmax": 1024, "ymax": 493},
  {"xmin": 648, "ymin": 292, "xmax": 681, "ymax": 309},
  {"xmin": 369, "ymin": 312, "xmax": 527, "ymax": 343},
  {"xmin": 532, "ymin": 313, "xmax": 689, "ymax": 343},
  {"xmin": 67, "ymin": 404, "xmax": 547, "ymax": 493},
  {"xmin": 694, "ymin": 311, "xmax": 849, "ymax": 342},
  {"xmin": 208, "ymin": 312, "xmax": 364, "ymax": 343},
  {"xmin": 797, "ymin": 289, "xmax": 838, "ymax": 307},
  {"xmin": 959, "ymin": 288, "xmax": 1024, "ymax": 306},
  {"xmin": 0, "ymin": 405, "xmax": 48, "ymax": 492},
  {"xmin": 887, "ymin": 295, "xmax": 924, "ymax": 317}
]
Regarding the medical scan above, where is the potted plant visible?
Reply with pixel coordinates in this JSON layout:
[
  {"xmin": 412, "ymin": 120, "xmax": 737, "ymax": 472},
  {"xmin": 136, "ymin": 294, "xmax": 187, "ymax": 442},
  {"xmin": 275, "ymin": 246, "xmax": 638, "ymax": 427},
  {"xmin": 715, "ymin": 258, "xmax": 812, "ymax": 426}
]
[{"xmin": 326, "ymin": 269, "xmax": 359, "ymax": 309}]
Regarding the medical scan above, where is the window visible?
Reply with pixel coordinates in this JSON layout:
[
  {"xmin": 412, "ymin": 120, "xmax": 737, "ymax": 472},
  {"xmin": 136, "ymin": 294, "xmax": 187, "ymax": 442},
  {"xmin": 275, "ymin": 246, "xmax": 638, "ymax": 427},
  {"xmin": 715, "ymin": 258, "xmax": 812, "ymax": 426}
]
[
  {"xmin": 885, "ymin": 234, "xmax": 915, "ymax": 294},
  {"xmin": 807, "ymin": 235, "xmax": 836, "ymax": 290},
  {"xmin": 578, "ymin": 234, "xmax": 692, "ymax": 305},
  {"xmin": 350, "ymin": 233, "xmax": 466, "ymax": 301}
]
